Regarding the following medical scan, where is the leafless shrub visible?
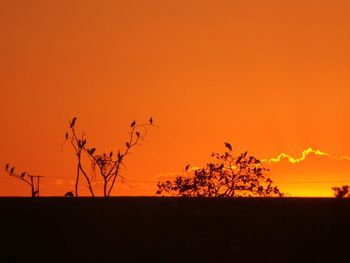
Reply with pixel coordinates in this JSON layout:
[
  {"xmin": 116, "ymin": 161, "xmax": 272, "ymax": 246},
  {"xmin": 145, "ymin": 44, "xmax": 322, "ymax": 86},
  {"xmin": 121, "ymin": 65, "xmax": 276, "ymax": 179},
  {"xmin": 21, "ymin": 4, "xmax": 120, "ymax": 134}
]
[{"xmin": 64, "ymin": 117, "xmax": 155, "ymax": 197}]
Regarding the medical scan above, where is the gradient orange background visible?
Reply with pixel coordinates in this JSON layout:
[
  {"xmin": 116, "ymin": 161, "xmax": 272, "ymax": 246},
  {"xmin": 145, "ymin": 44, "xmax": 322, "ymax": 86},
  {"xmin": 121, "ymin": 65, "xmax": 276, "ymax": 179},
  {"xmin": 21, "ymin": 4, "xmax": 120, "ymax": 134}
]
[{"xmin": 1, "ymin": 0, "xmax": 350, "ymax": 197}]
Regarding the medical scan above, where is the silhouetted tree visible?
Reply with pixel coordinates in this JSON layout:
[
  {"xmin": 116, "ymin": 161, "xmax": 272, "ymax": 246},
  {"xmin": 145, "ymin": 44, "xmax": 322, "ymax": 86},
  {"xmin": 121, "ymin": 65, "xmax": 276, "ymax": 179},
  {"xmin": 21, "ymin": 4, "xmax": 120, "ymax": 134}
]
[
  {"xmin": 64, "ymin": 117, "xmax": 154, "ymax": 197},
  {"xmin": 157, "ymin": 143, "xmax": 283, "ymax": 197},
  {"xmin": 4, "ymin": 164, "xmax": 42, "ymax": 197},
  {"xmin": 332, "ymin": 185, "xmax": 350, "ymax": 198}
]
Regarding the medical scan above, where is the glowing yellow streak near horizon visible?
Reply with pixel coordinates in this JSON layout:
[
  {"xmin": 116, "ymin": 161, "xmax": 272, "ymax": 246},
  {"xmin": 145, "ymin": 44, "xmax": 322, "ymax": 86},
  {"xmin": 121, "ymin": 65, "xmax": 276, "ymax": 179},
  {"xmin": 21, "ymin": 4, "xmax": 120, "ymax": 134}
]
[
  {"xmin": 262, "ymin": 148, "xmax": 331, "ymax": 164},
  {"xmin": 186, "ymin": 148, "xmax": 350, "ymax": 171}
]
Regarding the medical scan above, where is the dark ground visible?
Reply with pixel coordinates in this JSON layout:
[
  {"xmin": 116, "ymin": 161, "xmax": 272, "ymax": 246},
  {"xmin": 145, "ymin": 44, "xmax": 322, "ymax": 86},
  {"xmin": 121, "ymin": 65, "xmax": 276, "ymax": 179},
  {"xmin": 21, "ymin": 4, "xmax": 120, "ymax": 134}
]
[{"xmin": 0, "ymin": 197, "xmax": 349, "ymax": 262}]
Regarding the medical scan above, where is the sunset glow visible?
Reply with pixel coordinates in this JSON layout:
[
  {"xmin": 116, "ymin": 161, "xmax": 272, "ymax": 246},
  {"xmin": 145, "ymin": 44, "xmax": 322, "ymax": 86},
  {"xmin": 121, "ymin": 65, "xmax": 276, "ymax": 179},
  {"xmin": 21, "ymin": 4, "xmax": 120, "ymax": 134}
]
[
  {"xmin": 263, "ymin": 148, "xmax": 330, "ymax": 164},
  {"xmin": 1, "ymin": 1, "xmax": 350, "ymax": 197}
]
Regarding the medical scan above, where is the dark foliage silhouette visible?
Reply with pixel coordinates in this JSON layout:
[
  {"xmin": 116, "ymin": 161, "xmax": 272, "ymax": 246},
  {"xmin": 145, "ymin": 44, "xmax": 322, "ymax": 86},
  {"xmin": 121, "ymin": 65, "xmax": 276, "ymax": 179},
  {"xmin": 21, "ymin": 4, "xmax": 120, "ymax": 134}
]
[
  {"xmin": 65, "ymin": 191, "xmax": 74, "ymax": 197},
  {"xmin": 3, "ymin": 164, "xmax": 42, "ymax": 197},
  {"xmin": 64, "ymin": 117, "xmax": 154, "ymax": 197},
  {"xmin": 157, "ymin": 143, "xmax": 283, "ymax": 197},
  {"xmin": 332, "ymin": 185, "xmax": 350, "ymax": 198}
]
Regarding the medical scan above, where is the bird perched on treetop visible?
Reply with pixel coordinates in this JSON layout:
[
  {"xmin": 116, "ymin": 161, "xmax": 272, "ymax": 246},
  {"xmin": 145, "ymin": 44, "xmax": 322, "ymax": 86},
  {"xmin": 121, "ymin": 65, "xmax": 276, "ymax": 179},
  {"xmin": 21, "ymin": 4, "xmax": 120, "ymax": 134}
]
[
  {"xmin": 224, "ymin": 142, "xmax": 232, "ymax": 151},
  {"xmin": 70, "ymin": 117, "xmax": 77, "ymax": 128}
]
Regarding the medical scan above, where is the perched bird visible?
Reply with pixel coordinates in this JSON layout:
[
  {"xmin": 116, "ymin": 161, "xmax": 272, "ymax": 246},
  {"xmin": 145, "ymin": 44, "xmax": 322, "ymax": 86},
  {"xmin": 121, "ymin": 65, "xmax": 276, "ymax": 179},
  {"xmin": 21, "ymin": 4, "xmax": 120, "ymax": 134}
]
[
  {"xmin": 20, "ymin": 172, "xmax": 26, "ymax": 178},
  {"xmin": 131, "ymin": 120, "xmax": 136, "ymax": 128},
  {"xmin": 89, "ymin": 148, "xmax": 96, "ymax": 155},
  {"xmin": 149, "ymin": 117, "xmax": 153, "ymax": 124},
  {"xmin": 136, "ymin": 131, "xmax": 140, "ymax": 138},
  {"xmin": 224, "ymin": 142, "xmax": 232, "ymax": 151},
  {"xmin": 10, "ymin": 167, "xmax": 15, "ymax": 174},
  {"xmin": 185, "ymin": 164, "xmax": 190, "ymax": 171},
  {"xmin": 70, "ymin": 117, "xmax": 77, "ymax": 128},
  {"xmin": 5, "ymin": 163, "xmax": 9, "ymax": 170},
  {"xmin": 65, "ymin": 191, "xmax": 74, "ymax": 197}
]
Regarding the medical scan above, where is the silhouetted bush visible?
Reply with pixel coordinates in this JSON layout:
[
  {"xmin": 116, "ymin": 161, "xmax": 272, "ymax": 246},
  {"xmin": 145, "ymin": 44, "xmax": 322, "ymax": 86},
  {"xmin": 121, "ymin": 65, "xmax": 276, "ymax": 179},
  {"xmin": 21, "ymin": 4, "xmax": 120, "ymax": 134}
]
[
  {"xmin": 332, "ymin": 185, "xmax": 350, "ymax": 198},
  {"xmin": 157, "ymin": 143, "xmax": 283, "ymax": 197}
]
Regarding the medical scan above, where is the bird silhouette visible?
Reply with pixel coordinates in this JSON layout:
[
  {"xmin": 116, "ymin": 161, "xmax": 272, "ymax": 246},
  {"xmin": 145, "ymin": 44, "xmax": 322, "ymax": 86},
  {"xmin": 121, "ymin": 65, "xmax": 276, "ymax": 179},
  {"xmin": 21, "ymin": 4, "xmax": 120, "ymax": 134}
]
[
  {"xmin": 5, "ymin": 163, "xmax": 9, "ymax": 170},
  {"xmin": 70, "ymin": 117, "xmax": 77, "ymax": 128},
  {"xmin": 185, "ymin": 164, "xmax": 190, "ymax": 171},
  {"xmin": 224, "ymin": 142, "xmax": 232, "ymax": 151},
  {"xmin": 89, "ymin": 148, "xmax": 96, "ymax": 155},
  {"xmin": 65, "ymin": 191, "xmax": 74, "ymax": 197},
  {"xmin": 131, "ymin": 120, "xmax": 136, "ymax": 127},
  {"xmin": 149, "ymin": 117, "xmax": 153, "ymax": 124},
  {"xmin": 10, "ymin": 167, "xmax": 15, "ymax": 174}
]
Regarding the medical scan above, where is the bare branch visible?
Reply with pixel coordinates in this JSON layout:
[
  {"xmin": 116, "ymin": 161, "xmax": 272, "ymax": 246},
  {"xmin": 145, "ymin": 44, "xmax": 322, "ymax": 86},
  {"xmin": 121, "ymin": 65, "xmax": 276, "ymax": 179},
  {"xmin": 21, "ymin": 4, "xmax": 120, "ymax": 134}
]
[{"xmin": 64, "ymin": 117, "xmax": 155, "ymax": 197}]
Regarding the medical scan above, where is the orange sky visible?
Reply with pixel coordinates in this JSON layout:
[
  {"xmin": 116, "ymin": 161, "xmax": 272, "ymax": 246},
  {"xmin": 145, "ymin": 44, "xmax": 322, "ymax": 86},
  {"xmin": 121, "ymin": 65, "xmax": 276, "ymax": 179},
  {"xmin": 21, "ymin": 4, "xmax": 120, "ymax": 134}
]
[{"xmin": 1, "ymin": 0, "xmax": 350, "ymax": 197}]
